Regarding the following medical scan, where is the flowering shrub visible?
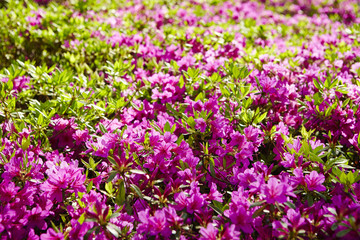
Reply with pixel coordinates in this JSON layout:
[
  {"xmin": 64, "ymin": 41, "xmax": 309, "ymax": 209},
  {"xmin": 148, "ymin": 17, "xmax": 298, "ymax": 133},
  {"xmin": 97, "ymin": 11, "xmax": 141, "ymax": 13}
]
[{"xmin": 1, "ymin": 0, "xmax": 360, "ymax": 239}]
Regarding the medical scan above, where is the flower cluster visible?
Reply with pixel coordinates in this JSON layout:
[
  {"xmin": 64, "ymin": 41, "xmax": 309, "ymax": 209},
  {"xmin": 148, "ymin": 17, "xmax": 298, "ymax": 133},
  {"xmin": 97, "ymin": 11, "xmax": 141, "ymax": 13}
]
[{"xmin": 0, "ymin": 0, "xmax": 360, "ymax": 239}]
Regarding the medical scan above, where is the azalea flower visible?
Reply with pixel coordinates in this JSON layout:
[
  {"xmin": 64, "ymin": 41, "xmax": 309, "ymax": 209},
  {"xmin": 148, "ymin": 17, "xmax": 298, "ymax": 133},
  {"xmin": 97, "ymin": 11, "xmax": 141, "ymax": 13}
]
[
  {"xmin": 262, "ymin": 177, "xmax": 296, "ymax": 204},
  {"xmin": 200, "ymin": 223, "xmax": 218, "ymax": 240},
  {"xmin": 305, "ymin": 171, "xmax": 326, "ymax": 192}
]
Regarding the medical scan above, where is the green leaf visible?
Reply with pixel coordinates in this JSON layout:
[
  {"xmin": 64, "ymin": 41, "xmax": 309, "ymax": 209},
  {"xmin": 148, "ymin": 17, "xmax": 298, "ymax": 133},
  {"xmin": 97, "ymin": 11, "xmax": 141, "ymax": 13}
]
[
  {"xmin": 301, "ymin": 141, "xmax": 310, "ymax": 156},
  {"xmin": 108, "ymin": 156, "xmax": 118, "ymax": 166},
  {"xmin": 84, "ymin": 226, "xmax": 99, "ymax": 240},
  {"xmin": 171, "ymin": 123, "xmax": 176, "ymax": 133},
  {"xmin": 129, "ymin": 169, "xmax": 146, "ymax": 175},
  {"xmin": 176, "ymin": 135, "xmax": 184, "ymax": 145},
  {"xmin": 179, "ymin": 75, "xmax": 184, "ymax": 88},
  {"xmin": 78, "ymin": 212, "xmax": 86, "ymax": 224},
  {"xmin": 328, "ymin": 207, "xmax": 337, "ymax": 215},
  {"xmin": 313, "ymin": 77, "xmax": 322, "ymax": 90},
  {"xmin": 284, "ymin": 201, "xmax": 296, "ymax": 209},
  {"xmin": 309, "ymin": 152, "xmax": 325, "ymax": 164},
  {"xmin": 209, "ymin": 157, "xmax": 216, "ymax": 177},
  {"xmin": 331, "ymin": 223, "xmax": 338, "ymax": 231},
  {"xmin": 110, "ymin": 212, "xmax": 121, "ymax": 219},
  {"xmin": 307, "ymin": 194, "xmax": 314, "ymax": 207},
  {"xmin": 149, "ymin": 121, "xmax": 163, "ymax": 133},
  {"xmin": 325, "ymin": 105, "xmax": 334, "ymax": 117},
  {"xmin": 250, "ymin": 200, "xmax": 266, "ymax": 209},
  {"xmin": 336, "ymin": 229, "xmax": 351, "ymax": 238},
  {"xmin": 81, "ymin": 159, "xmax": 91, "ymax": 169},
  {"xmin": 315, "ymin": 191, "xmax": 327, "ymax": 200},
  {"xmin": 195, "ymin": 92, "xmax": 203, "ymax": 101},
  {"xmin": 355, "ymin": 171, "xmax": 360, "ymax": 183},
  {"xmin": 339, "ymin": 171, "xmax": 347, "ymax": 183},
  {"xmin": 254, "ymin": 112, "xmax": 267, "ymax": 124},
  {"xmin": 313, "ymin": 92, "xmax": 323, "ymax": 105},
  {"xmin": 106, "ymin": 223, "xmax": 121, "ymax": 238},
  {"xmin": 107, "ymin": 171, "xmax": 118, "ymax": 183},
  {"xmin": 243, "ymin": 97, "xmax": 253, "ymax": 109},
  {"xmin": 212, "ymin": 200, "xmax": 224, "ymax": 212},
  {"xmin": 324, "ymin": 77, "xmax": 331, "ymax": 89},
  {"xmin": 115, "ymin": 180, "xmax": 126, "ymax": 205},
  {"xmin": 178, "ymin": 159, "xmax": 185, "ymax": 170},
  {"xmin": 86, "ymin": 180, "xmax": 93, "ymax": 193},
  {"xmin": 166, "ymin": 103, "xmax": 181, "ymax": 117},
  {"xmin": 187, "ymin": 116, "xmax": 196, "ymax": 128},
  {"xmin": 85, "ymin": 218, "xmax": 98, "ymax": 223},
  {"xmin": 164, "ymin": 122, "xmax": 171, "ymax": 132},
  {"xmin": 255, "ymin": 76, "xmax": 261, "ymax": 89},
  {"xmin": 21, "ymin": 137, "xmax": 31, "ymax": 150},
  {"xmin": 129, "ymin": 101, "xmax": 141, "ymax": 111},
  {"xmin": 342, "ymin": 98, "xmax": 351, "ymax": 108},
  {"xmin": 99, "ymin": 123, "xmax": 108, "ymax": 133},
  {"xmin": 252, "ymin": 205, "xmax": 267, "ymax": 218},
  {"xmin": 209, "ymin": 201, "xmax": 223, "ymax": 215},
  {"xmin": 130, "ymin": 184, "xmax": 144, "ymax": 199},
  {"xmin": 6, "ymin": 79, "xmax": 13, "ymax": 91},
  {"xmin": 37, "ymin": 114, "xmax": 44, "ymax": 126},
  {"xmin": 89, "ymin": 157, "xmax": 100, "ymax": 170},
  {"xmin": 105, "ymin": 182, "xmax": 114, "ymax": 194}
]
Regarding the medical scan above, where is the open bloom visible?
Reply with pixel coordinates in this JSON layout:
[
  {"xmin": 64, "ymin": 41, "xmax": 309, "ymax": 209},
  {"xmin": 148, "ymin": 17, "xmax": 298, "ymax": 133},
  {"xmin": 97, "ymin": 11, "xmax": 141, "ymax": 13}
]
[
  {"xmin": 200, "ymin": 223, "xmax": 218, "ymax": 240},
  {"xmin": 224, "ymin": 187, "xmax": 254, "ymax": 234},
  {"xmin": 261, "ymin": 177, "xmax": 296, "ymax": 204},
  {"xmin": 195, "ymin": 118, "xmax": 207, "ymax": 132},
  {"xmin": 41, "ymin": 162, "xmax": 85, "ymax": 202},
  {"xmin": 273, "ymin": 208, "xmax": 306, "ymax": 238},
  {"xmin": 40, "ymin": 228, "xmax": 64, "ymax": 240},
  {"xmin": 305, "ymin": 171, "xmax": 326, "ymax": 192}
]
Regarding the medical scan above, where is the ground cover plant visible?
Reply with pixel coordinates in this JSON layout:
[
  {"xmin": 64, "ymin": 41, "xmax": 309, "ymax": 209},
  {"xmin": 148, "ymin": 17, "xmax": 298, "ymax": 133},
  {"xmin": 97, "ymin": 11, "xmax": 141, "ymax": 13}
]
[{"xmin": 1, "ymin": 0, "xmax": 360, "ymax": 239}]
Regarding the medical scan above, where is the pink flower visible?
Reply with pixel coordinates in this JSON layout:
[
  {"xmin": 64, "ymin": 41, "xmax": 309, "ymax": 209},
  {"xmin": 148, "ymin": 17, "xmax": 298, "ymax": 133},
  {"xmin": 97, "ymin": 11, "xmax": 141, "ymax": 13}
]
[
  {"xmin": 333, "ymin": 60, "xmax": 343, "ymax": 68},
  {"xmin": 137, "ymin": 209, "xmax": 171, "ymax": 238},
  {"xmin": 305, "ymin": 171, "xmax": 326, "ymax": 192},
  {"xmin": 200, "ymin": 223, "xmax": 218, "ymax": 240},
  {"xmin": 281, "ymin": 153, "xmax": 296, "ymax": 168},
  {"xmin": 0, "ymin": 181, "xmax": 20, "ymax": 202},
  {"xmin": 87, "ymin": 133, "xmax": 117, "ymax": 158},
  {"xmin": 195, "ymin": 118, "xmax": 207, "ymax": 132},
  {"xmin": 154, "ymin": 142, "xmax": 172, "ymax": 160},
  {"xmin": 351, "ymin": 62, "xmax": 360, "ymax": 74},
  {"xmin": 186, "ymin": 193, "xmax": 205, "ymax": 214},
  {"xmin": 229, "ymin": 132, "xmax": 247, "ymax": 147},
  {"xmin": 165, "ymin": 207, "xmax": 183, "ymax": 227},
  {"xmin": 148, "ymin": 209, "xmax": 171, "ymax": 237},
  {"xmin": 207, "ymin": 182, "xmax": 223, "ymax": 202},
  {"xmin": 224, "ymin": 188, "xmax": 254, "ymax": 234},
  {"xmin": 262, "ymin": 177, "xmax": 295, "ymax": 204},
  {"xmin": 220, "ymin": 224, "xmax": 241, "ymax": 240},
  {"xmin": 41, "ymin": 162, "xmax": 85, "ymax": 202},
  {"xmin": 272, "ymin": 209, "xmax": 305, "ymax": 238},
  {"xmin": 72, "ymin": 129, "xmax": 90, "ymax": 145},
  {"xmin": 40, "ymin": 229, "xmax": 64, "ymax": 240},
  {"xmin": 26, "ymin": 205, "xmax": 49, "ymax": 230},
  {"xmin": 174, "ymin": 192, "xmax": 188, "ymax": 211}
]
